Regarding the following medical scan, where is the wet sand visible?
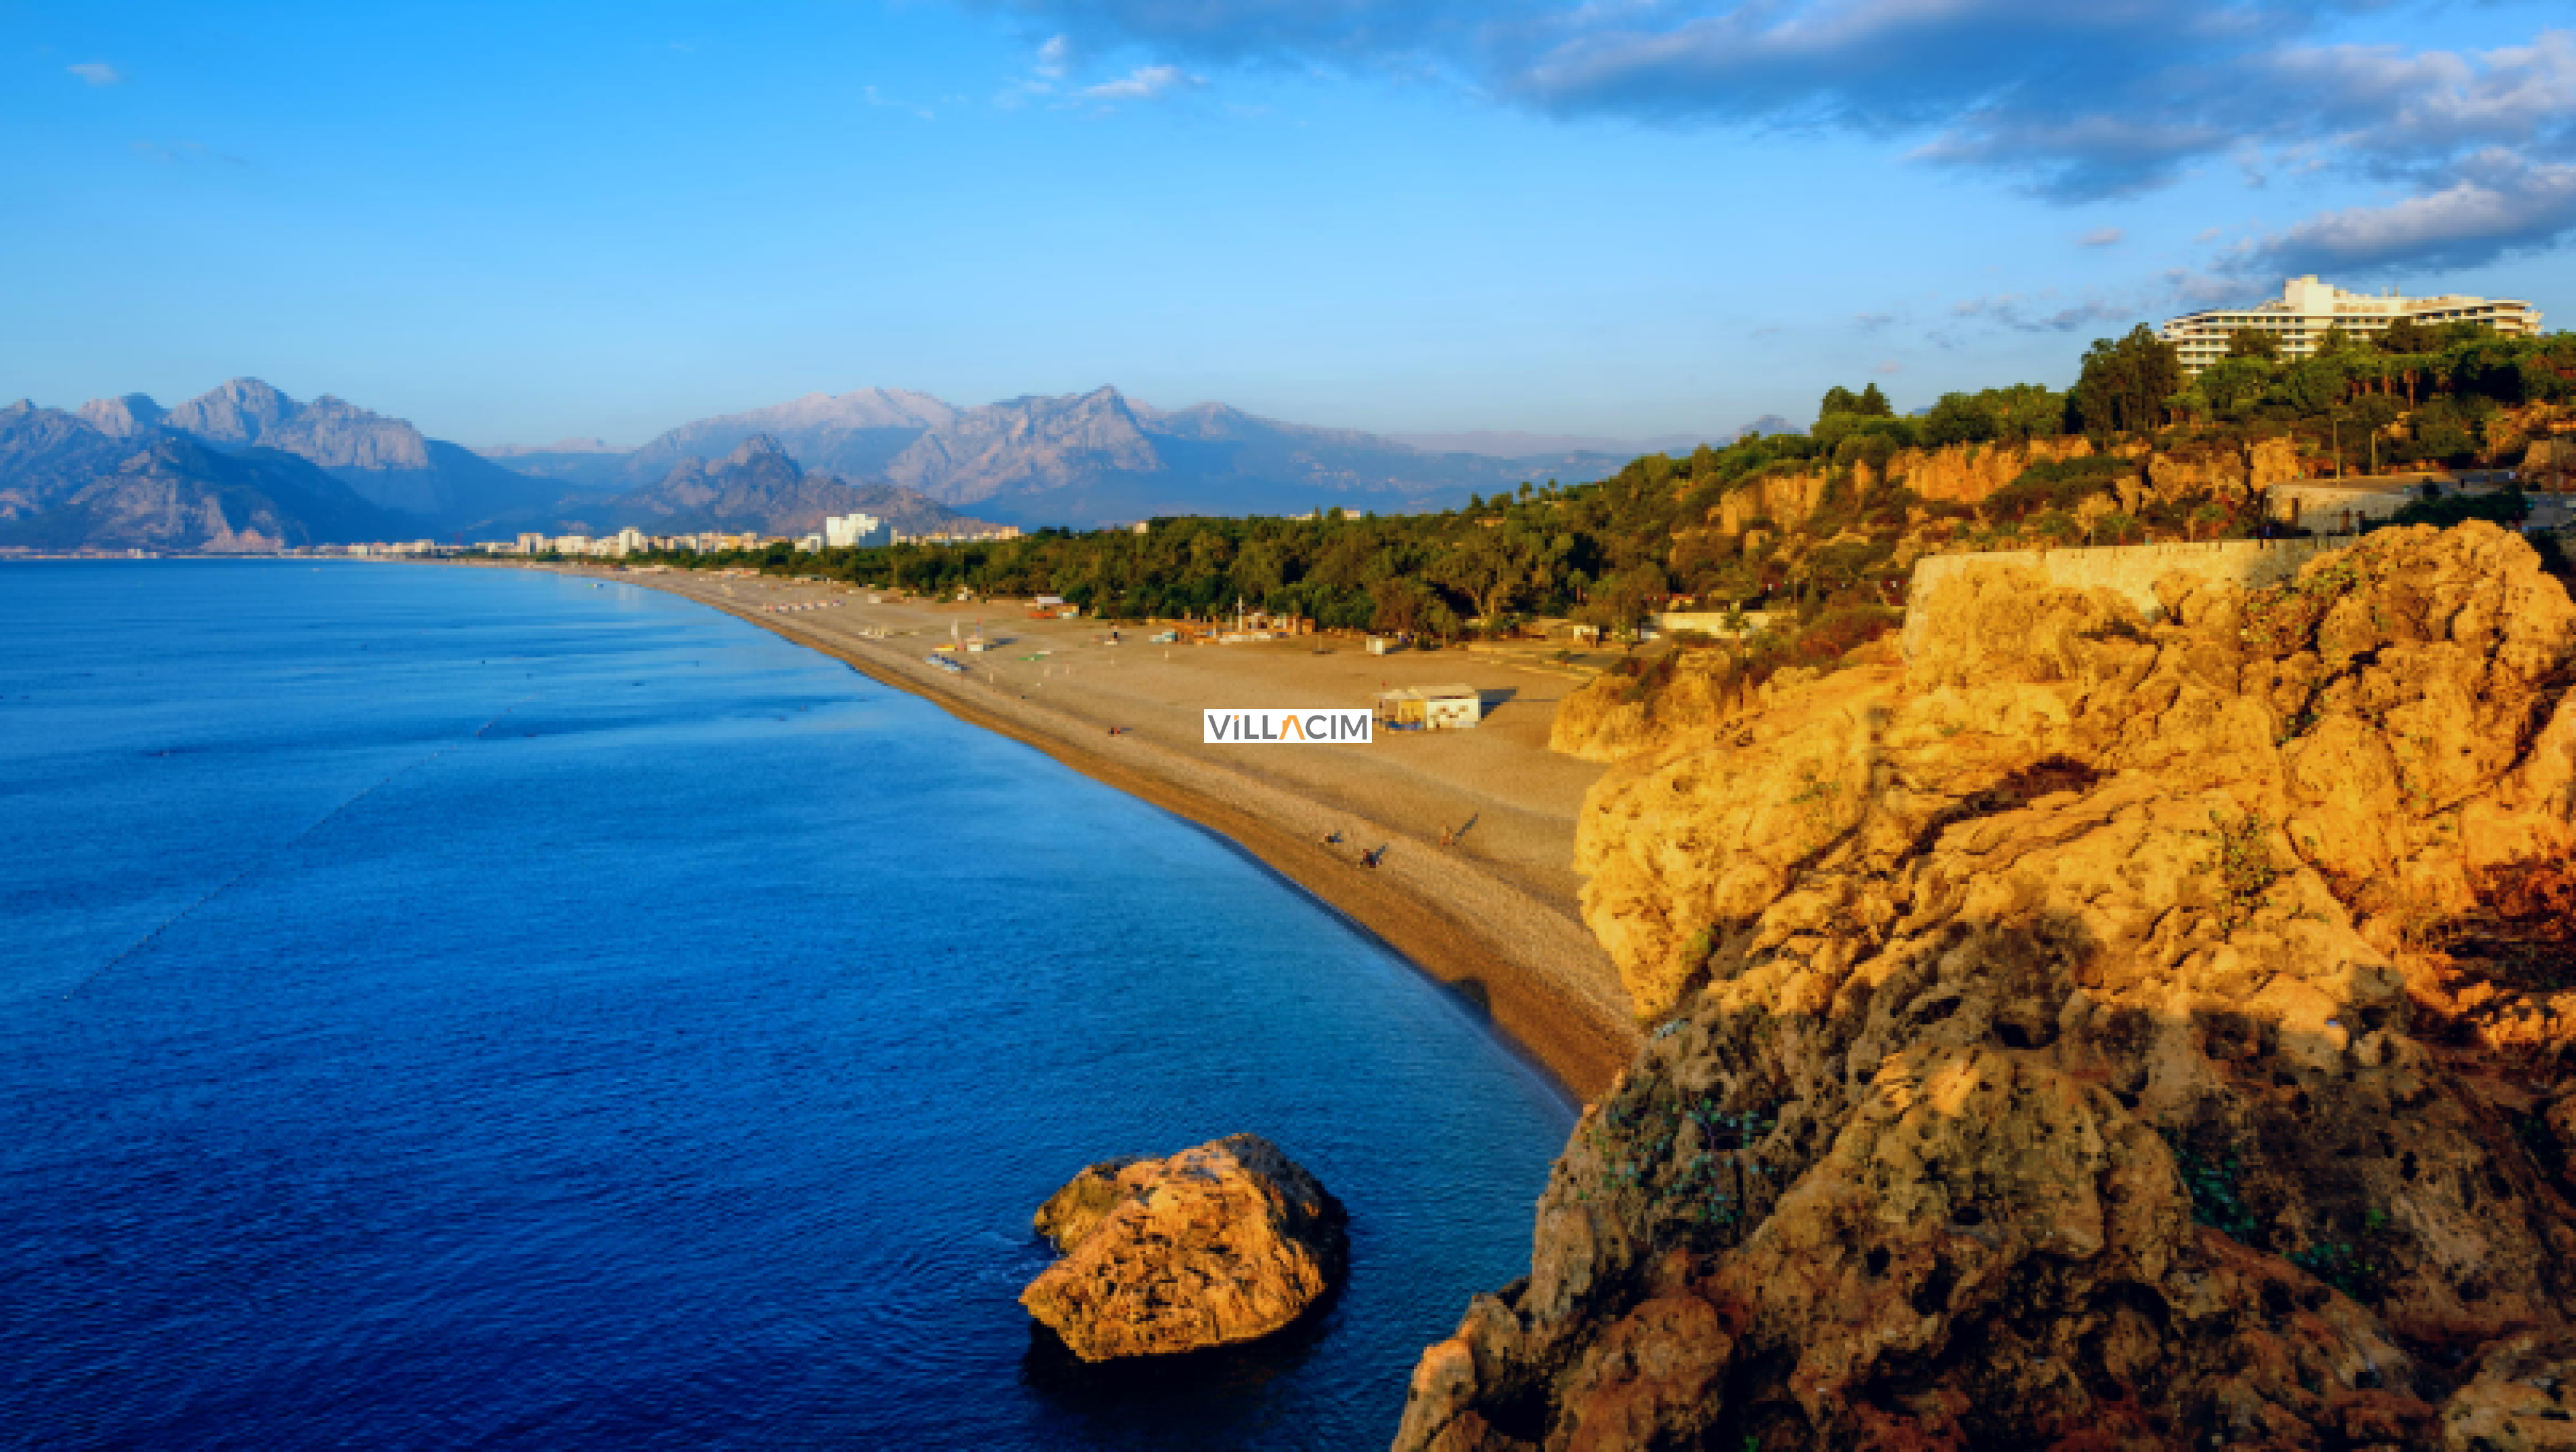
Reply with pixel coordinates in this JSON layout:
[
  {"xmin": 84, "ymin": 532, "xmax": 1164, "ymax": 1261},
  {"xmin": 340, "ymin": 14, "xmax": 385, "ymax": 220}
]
[{"xmin": 526, "ymin": 565, "xmax": 1642, "ymax": 1097}]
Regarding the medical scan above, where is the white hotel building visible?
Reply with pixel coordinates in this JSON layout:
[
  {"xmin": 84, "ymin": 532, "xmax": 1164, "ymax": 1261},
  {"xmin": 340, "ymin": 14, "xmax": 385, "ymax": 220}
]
[
  {"xmin": 823, "ymin": 512, "xmax": 892, "ymax": 549},
  {"xmin": 2161, "ymin": 276, "xmax": 2542, "ymax": 375}
]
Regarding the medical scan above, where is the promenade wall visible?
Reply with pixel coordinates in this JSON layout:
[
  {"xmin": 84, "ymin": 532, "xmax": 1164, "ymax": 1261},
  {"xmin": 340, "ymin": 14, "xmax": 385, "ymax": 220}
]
[{"xmin": 1902, "ymin": 537, "xmax": 2347, "ymax": 657}]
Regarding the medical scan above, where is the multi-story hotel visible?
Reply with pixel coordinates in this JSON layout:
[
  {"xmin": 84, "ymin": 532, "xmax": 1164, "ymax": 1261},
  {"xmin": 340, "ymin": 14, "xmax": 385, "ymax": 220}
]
[
  {"xmin": 2161, "ymin": 276, "xmax": 2542, "ymax": 374},
  {"xmin": 824, "ymin": 511, "xmax": 891, "ymax": 549}
]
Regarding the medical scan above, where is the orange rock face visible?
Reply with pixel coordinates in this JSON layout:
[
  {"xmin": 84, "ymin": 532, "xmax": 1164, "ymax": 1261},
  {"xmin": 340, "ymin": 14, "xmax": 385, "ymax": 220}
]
[
  {"xmin": 1398, "ymin": 523, "xmax": 2576, "ymax": 1450},
  {"xmin": 1021, "ymin": 1133, "xmax": 1345, "ymax": 1361}
]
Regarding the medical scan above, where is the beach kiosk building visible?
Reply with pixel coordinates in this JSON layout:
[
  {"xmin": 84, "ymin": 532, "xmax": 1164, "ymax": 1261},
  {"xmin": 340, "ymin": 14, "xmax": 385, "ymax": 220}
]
[{"xmin": 1377, "ymin": 684, "xmax": 1483, "ymax": 730}]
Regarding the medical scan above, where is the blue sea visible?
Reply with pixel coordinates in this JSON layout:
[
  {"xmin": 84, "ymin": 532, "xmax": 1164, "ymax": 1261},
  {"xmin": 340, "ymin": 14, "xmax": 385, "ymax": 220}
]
[{"xmin": 0, "ymin": 561, "xmax": 1572, "ymax": 1451}]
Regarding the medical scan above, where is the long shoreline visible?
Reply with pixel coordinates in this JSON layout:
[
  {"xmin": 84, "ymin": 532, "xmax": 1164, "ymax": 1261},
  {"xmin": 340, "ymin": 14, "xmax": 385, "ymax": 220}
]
[{"xmin": 543, "ymin": 565, "xmax": 1640, "ymax": 1100}]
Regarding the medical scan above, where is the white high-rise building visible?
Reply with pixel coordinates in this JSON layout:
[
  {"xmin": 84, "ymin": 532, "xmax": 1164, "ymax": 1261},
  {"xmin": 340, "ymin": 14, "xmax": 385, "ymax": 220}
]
[
  {"xmin": 2162, "ymin": 276, "xmax": 2542, "ymax": 375},
  {"xmin": 824, "ymin": 512, "xmax": 891, "ymax": 548}
]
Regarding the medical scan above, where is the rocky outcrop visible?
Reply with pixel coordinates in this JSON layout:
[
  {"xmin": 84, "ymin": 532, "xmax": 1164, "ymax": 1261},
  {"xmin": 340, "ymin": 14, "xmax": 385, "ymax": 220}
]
[
  {"xmin": 2139, "ymin": 434, "xmax": 2306, "ymax": 508},
  {"xmin": 1866, "ymin": 435, "xmax": 2104, "ymax": 506},
  {"xmin": 1707, "ymin": 438, "xmax": 2101, "ymax": 535},
  {"xmin": 1550, "ymin": 655, "xmax": 1756, "ymax": 765},
  {"xmin": 1022, "ymin": 1134, "xmax": 1346, "ymax": 1361},
  {"xmin": 1400, "ymin": 522, "xmax": 2576, "ymax": 1450},
  {"xmin": 2436, "ymin": 1330, "xmax": 2576, "ymax": 1448},
  {"xmin": 1696, "ymin": 434, "xmax": 2322, "ymax": 540}
]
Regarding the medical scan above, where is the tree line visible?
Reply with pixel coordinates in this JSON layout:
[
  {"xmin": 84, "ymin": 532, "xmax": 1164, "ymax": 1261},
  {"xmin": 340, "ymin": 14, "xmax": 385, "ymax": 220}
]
[{"xmin": 637, "ymin": 316, "xmax": 2572, "ymax": 638}]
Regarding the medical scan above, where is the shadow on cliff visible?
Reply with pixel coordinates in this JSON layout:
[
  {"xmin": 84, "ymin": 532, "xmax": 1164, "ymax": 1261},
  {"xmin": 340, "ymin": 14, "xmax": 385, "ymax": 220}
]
[{"xmin": 1436, "ymin": 889, "xmax": 2576, "ymax": 1449}]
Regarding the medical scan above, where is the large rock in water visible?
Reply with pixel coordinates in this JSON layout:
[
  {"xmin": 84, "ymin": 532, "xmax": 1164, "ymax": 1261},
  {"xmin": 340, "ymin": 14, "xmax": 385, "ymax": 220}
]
[
  {"xmin": 1397, "ymin": 522, "xmax": 2576, "ymax": 1451},
  {"xmin": 1021, "ymin": 1134, "xmax": 1346, "ymax": 1361}
]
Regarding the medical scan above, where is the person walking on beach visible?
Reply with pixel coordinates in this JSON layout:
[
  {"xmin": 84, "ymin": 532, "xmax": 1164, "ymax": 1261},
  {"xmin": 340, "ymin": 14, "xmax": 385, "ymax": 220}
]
[{"xmin": 1360, "ymin": 845, "xmax": 1387, "ymax": 869}]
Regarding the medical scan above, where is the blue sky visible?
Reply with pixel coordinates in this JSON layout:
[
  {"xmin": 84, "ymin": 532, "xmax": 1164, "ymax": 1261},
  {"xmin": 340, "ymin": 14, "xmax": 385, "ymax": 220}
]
[{"xmin": 5, "ymin": 0, "xmax": 2573, "ymax": 445}]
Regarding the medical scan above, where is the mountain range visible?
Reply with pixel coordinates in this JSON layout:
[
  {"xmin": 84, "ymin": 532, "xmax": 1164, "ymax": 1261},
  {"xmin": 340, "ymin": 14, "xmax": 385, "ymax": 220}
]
[
  {"xmin": 561, "ymin": 435, "xmax": 985, "ymax": 539},
  {"xmin": 491, "ymin": 385, "xmax": 1682, "ymax": 526},
  {"xmin": 0, "ymin": 381, "xmax": 990, "ymax": 552},
  {"xmin": 4, "ymin": 377, "xmax": 1731, "ymax": 551}
]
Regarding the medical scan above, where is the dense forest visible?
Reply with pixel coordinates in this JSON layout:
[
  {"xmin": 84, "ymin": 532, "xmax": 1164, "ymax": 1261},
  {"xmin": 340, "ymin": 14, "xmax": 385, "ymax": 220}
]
[{"xmin": 628, "ymin": 322, "xmax": 2575, "ymax": 643}]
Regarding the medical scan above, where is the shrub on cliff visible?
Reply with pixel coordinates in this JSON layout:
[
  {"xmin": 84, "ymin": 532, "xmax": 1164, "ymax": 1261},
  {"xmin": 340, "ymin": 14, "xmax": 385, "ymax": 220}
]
[{"xmin": 1982, "ymin": 453, "xmax": 2135, "ymax": 522}]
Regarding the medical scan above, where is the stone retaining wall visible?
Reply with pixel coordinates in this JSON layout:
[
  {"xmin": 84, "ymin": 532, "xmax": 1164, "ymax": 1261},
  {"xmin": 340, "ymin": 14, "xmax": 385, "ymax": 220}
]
[{"xmin": 1902, "ymin": 538, "xmax": 2347, "ymax": 657}]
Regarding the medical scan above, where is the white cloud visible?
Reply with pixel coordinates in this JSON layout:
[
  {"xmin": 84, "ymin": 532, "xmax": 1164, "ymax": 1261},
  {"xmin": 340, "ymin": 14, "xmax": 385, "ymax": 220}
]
[
  {"xmin": 1037, "ymin": 35, "xmax": 1072, "ymax": 78},
  {"xmin": 1872, "ymin": 359, "xmax": 1903, "ymax": 375},
  {"xmin": 68, "ymin": 62, "xmax": 121, "ymax": 86},
  {"xmin": 2251, "ymin": 154, "xmax": 2576, "ymax": 274},
  {"xmin": 1002, "ymin": 3, "xmax": 2576, "ymax": 272},
  {"xmin": 1081, "ymin": 64, "xmax": 1202, "ymax": 103},
  {"xmin": 2267, "ymin": 32, "xmax": 2576, "ymax": 164},
  {"xmin": 2078, "ymin": 226, "xmax": 2124, "ymax": 247},
  {"xmin": 1950, "ymin": 291, "xmax": 2133, "ymax": 333}
]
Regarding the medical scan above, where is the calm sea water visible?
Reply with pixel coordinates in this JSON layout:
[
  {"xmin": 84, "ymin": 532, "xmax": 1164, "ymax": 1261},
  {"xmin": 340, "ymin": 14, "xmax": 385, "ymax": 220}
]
[{"xmin": 0, "ymin": 561, "xmax": 1572, "ymax": 1451}]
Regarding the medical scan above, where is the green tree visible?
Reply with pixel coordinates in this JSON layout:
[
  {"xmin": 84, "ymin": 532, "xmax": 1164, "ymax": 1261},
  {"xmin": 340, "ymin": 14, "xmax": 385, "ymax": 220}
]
[
  {"xmin": 2198, "ymin": 356, "xmax": 2273, "ymax": 417},
  {"xmin": 2225, "ymin": 328, "xmax": 2284, "ymax": 361},
  {"xmin": 1579, "ymin": 562, "xmax": 1668, "ymax": 643},
  {"xmin": 1921, "ymin": 392, "xmax": 1996, "ymax": 447},
  {"xmin": 2412, "ymin": 398, "xmax": 2475, "ymax": 461},
  {"xmin": 1368, "ymin": 577, "xmax": 1434, "ymax": 635},
  {"xmin": 1435, "ymin": 526, "xmax": 1540, "ymax": 625},
  {"xmin": 2375, "ymin": 317, "xmax": 2436, "ymax": 355},
  {"xmin": 2273, "ymin": 355, "xmax": 2347, "ymax": 416},
  {"xmin": 2072, "ymin": 325, "xmax": 2186, "ymax": 436}
]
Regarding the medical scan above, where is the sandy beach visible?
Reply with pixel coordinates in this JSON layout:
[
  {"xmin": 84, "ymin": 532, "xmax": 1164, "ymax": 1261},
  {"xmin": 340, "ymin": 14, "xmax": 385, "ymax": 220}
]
[{"xmin": 527, "ymin": 564, "xmax": 1642, "ymax": 1097}]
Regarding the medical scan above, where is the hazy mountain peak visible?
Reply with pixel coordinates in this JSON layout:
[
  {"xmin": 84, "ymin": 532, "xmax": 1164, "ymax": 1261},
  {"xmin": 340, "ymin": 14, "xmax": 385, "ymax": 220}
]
[
  {"xmin": 623, "ymin": 388, "xmax": 955, "ymax": 484},
  {"xmin": 722, "ymin": 433, "xmax": 793, "ymax": 469},
  {"xmin": 76, "ymin": 393, "xmax": 168, "ymax": 437},
  {"xmin": 165, "ymin": 377, "xmax": 299, "ymax": 444}
]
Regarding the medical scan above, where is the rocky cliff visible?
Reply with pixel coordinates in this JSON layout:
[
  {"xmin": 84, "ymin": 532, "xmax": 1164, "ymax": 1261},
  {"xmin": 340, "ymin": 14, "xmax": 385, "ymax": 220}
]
[
  {"xmin": 1704, "ymin": 435, "xmax": 2314, "ymax": 539},
  {"xmin": 1398, "ymin": 522, "xmax": 2576, "ymax": 1450}
]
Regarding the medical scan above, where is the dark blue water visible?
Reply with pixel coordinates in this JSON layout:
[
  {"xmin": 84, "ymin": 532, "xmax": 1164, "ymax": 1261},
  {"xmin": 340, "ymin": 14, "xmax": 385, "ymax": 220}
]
[{"xmin": 0, "ymin": 561, "xmax": 1571, "ymax": 1451}]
